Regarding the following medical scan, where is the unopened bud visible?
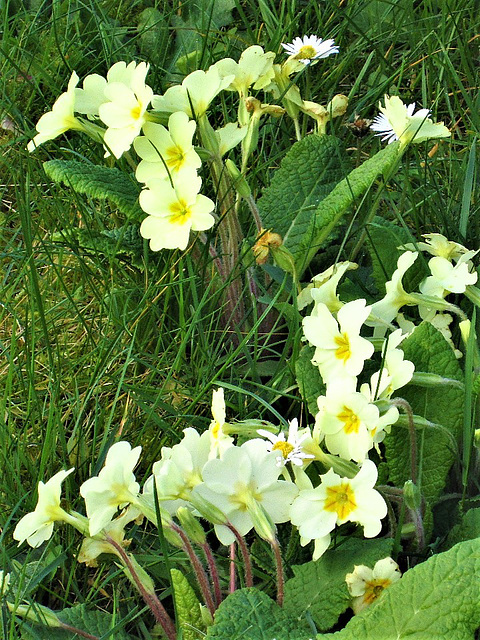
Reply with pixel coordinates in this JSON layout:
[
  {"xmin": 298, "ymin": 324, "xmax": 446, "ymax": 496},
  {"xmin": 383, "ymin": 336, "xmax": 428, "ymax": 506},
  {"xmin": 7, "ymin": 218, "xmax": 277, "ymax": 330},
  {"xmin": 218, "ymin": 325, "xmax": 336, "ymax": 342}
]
[
  {"xmin": 247, "ymin": 499, "xmax": 276, "ymax": 543},
  {"xmin": 225, "ymin": 159, "xmax": 251, "ymax": 199},
  {"xmin": 7, "ymin": 602, "xmax": 62, "ymax": 628},
  {"xmin": 403, "ymin": 480, "xmax": 422, "ymax": 510},
  {"xmin": 176, "ymin": 507, "xmax": 206, "ymax": 545},
  {"xmin": 123, "ymin": 554, "xmax": 156, "ymax": 596},
  {"xmin": 271, "ymin": 244, "xmax": 295, "ymax": 275},
  {"xmin": 326, "ymin": 94, "xmax": 348, "ymax": 118}
]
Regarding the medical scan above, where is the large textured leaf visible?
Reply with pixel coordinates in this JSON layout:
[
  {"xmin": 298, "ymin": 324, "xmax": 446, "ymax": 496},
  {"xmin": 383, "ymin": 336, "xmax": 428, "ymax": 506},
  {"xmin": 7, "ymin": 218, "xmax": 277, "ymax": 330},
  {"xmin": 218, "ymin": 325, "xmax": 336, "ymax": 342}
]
[
  {"xmin": 205, "ymin": 588, "xmax": 312, "ymax": 640},
  {"xmin": 384, "ymin": 322, "xmax": 464, "ymax": 517},
  {"xmin": 295, "ymin": 345, "xmax": 325, "ymax": 416},
  {"xmin": 171, "ymin": 568, "xmax": 206, "ymax": 640},
  {"xmin": 444, "ymin": 508, "xmax": 480, "ymax": 549},
  {"xmin": 43, "ymin": 159, "xmax": 143, "ymax": 219},
  {"xmin": 19, "ymin": 604, "xmax": 128, "ymax": 639},
  {"xmin": 317, "ymin": 538, "xmax": 480, "ymax": 640},
  {"xmin": 284, "ymin": 538, "xmax": 393, "ymax": 632}
]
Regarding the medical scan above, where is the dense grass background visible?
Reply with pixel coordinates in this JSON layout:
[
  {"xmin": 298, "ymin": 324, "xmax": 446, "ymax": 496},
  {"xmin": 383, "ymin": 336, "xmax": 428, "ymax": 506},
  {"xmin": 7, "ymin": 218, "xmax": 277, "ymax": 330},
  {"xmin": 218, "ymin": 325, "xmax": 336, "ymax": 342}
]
[{"xmin": 0, "ymin": 0, "xmax": 479, "ymax": 636}]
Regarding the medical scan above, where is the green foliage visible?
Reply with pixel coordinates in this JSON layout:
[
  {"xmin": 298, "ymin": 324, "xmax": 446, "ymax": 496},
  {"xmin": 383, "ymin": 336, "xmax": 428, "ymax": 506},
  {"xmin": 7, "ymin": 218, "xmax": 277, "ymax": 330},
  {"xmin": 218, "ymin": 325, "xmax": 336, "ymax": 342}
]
[
  {"xmin": 43, "ymin": 160, "xmax": 143, "ymax": 219},
  {"xmin": 19, "ymin": 604, "xmax": 128, "ymax": 639},
  {"xmin": 205, "ymin": 588, "xmax": 312, "ymax": 640},
  {"xmin": 384, "ymin": 322, "xmax": 464, "ymax": 522},
  {"xmin": 444, "ymin": 507, "xmax": 480, "ymax": 549},
  {"xmin": 284, "ymin": 537, "xmax": 393, "ymax": 632},
  {"xmin": 295, "ymin": 345, "xmax": 325, "ymax": 416},
  {"xmin": 317, "ymin": 538, "xmax": 480, "ymax": 640},
  {"xmin": 171, "ymin": 568, "xmax": 206, "ymax": 640}
]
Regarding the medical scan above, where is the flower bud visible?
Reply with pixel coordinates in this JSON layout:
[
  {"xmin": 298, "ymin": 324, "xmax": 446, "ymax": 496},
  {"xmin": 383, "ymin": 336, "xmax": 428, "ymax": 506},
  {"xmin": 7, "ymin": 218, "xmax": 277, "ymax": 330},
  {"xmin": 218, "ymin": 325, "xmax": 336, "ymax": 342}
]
[
  {"xmin": 225, "ymin": 159, "xmax": 251, "ymax": 199},
  {"xmin": 403, "ymin": 480, "xmax": 422, "ymax": 510},
  {"xmin": 326, "ymin": 94, "xmax": 348, "ymax": 118},
  {"xmin": 176, "ymin": 507, "xmax": 206, "ymax": 545},
  {"xmin": 7, "ymin": 602, "xmax": 62, "ymax": 628}
]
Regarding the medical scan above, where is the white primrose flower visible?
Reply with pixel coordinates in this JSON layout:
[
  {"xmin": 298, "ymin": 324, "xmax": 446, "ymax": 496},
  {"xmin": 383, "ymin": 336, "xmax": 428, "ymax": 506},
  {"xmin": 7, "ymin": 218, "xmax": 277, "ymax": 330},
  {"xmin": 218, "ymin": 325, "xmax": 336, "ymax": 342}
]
[
  {"xmin": 257, "ymin": 418, "xmax": 314, "ymax": 467},
  {"xmin": 152, "ymin": 67, "xmax": 234, "ymax": 118},
  {"xmin": 290, "ymin": 459, "xmax": 387, "ymax": 560},
  {"xmin": 281, "ymin": 35, "xmax": 339, "ymax": 65},
  {"xmin": 213, "ymin": 45, "xmax": 276, "ymax": 95},
  {"xmin": 370, "ymin": 95, "xmax": 450, "ymax": 146},
  {"xmin": 315, "ymin": 381, "xmax": 379, "ymax": 463},
  {"xmin": 143, "ymin": 427, "xmax": 211, "ymax": 515},
  {"xmin": 134, "ymin": 112, "xmax": 201, "ymax": 185},
  {"xmin": 303, "ymin": 299, "xmax": 374, "ymax": 384},
  {"xmin": 27, "ymin": 72, "xmax": 84, "ymax": 151},
  {"xmin": 208, "ymin": 388, "xmax": 234, "ymax": 459},
  {"xmin": 366, "ymin": 329, "xmax": 414, "ymax": 400},
  {"xmin": 346, "ymin": 557, "xmax": 401, "ymax": 613},
  {"xmin": 297, "ymin": 261, "xmax": 357, "ymax": 311},
  {"xmin": 192, "ymin": 439, "xmax": 298, "ymax": 545},
  {"xmin": 214, "ymin": 122, "xmax": 248, "ymax": 157},
  {"xmin": 80, "ymin": 441, "xmax": 142, "ymax": 536},
  {"xmin": 74, "ymin": 73, "xmax": 108, "ymax": 118},
  {"xmin": 139, "ymin": 171, "xmax": 215, "ymax": 251},
  {"xmin": 402, "ymin": 233, "xmax": 471, "ymax": 261},
  {"xmin": 369, "ymin": 251, "xmax": 419, "ymax": 328},
  {"xmin": 13, "ymin": 468, "xmax": 76, "ymax": 547},
  {"xmin": 99, "ymin": 61, "xmax": 154, "ymax": 158},
  {"xmin": 421, "ymin": 253, "xmax": 478, "ymax": 296}
]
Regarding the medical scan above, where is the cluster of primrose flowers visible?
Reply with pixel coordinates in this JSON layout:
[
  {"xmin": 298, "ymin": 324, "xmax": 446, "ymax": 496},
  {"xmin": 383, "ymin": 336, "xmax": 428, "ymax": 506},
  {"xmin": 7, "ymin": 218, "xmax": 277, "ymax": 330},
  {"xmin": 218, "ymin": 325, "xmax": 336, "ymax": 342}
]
[{"xmin": 27, "ymin": 35, "xmax": 450, "ymax": 261}]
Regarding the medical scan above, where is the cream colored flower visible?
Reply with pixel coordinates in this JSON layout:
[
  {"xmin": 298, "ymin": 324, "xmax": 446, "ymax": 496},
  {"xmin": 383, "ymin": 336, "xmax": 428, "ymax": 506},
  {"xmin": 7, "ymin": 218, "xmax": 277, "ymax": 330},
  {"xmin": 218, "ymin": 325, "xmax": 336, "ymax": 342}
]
[
  {"xmin": 297, "ymin": 261, "xmax": 357, "ymax": 311},
  {"xmin": 139, "ymin": 171, "xmax": 215, "ymax": 251},
  {"xmin": 346, "ymin": 557, "xmax": 401, "ymax": 613},
  {"xmin": 213, "ymin": 46, "xmax": 275, "ymax": 95},
  {"xmin": 371, "ymin": 95, "xmax": 450, "ymax": 146},
  {"xmin": 27, "ymin": 72, "xmax": 84, "ymax": 151},
  {"xmin": 209, "ymin": 388, "xmax": 234, "ymax": 459},
  {"xmin": 74, "ymin": 73, "xmax": 108, "ymax": 117},
  {"xmin": 134, "ymin": 112, "xmax": 201, "ymax": 184},
  {"xmin": 402, "ymin": 233, "xmax": 471, "ymax": 261}
]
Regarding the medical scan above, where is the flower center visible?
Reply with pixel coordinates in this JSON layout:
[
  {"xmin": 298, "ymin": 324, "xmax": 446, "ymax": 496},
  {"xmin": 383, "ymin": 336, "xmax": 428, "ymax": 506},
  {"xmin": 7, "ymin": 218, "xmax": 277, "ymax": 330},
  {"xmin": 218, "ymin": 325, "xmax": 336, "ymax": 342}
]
[
  {"xmin": 297, "ymin": 45, "xmax": 317, "ymax": 60},
  {"xmin": 334, "ymin": 333, "xmax": 351, "ymax": 363},
  {"xmin": 324, "ymin": 481, "xmax": 357, "ymax": 520},
  {"xmin": 338, "ymin": 407, "xmax": 360, "ymax": 434},
  {"xmin": 272, "ymin": 441, "xmax": 294, "ymax": 459},
  {"xmin": 130, "ymin": 104, "xmax": 143, "ymax": 120},
  {"xmin": 363, "ymin": 578, "xmax": 391, "ymax": 605},
  {"xmin": 169, "ymin": 199, "xmax": 192, "ymax": 225},
  {"xmin": 166, "ymin": 145, "xmax": 186, "ymax": 172}
]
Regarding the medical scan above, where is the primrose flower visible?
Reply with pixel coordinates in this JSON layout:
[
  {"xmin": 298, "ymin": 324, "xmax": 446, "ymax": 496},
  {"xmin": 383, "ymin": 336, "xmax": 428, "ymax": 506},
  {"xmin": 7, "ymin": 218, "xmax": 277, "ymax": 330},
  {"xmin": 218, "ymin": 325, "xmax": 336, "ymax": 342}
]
[
  {"xmin": 346, "ymin": 557, "xmax": 401, "ymax": 613},
  {"xmin": 192, "ymin": 439, "xmax": 298, "ymax": 544},
  {"xmin": 208, "ymin": 388, "xmax": 234, "ymax": 459},
  {"xmin": 80, "ymin": 441, "xmax": 142, "ymax": 536},
  {"xmin": 366, "ymin": 329, "xmax": 414, "ymax": 400},
  {"xmin": 213, "ymin": 45, "xmax": 275, "ymax": 95},
  {"xmin": 134, "ymin": 112, "xmax": 201, "ymax": 185},
  {"xmin": 139, "ymin": 171, "xmax": 215, "ymax": 251},
  {"xmin": 13, "ymin": 468, "xmax": 76, "ymax": 547},
  {"xmin": 152, "ymin": 67, "xmax": 234, "ymax": 118},
  {"xmin": 297, "ymin": 261, "xmax": 358, "ymax": 311},
  {"xmin": 214, "ymin": 123, "xmax": 248, "ymax": 156},
  {"xmin": 290, "ymin": 459, "xmax": 387, "ymax": 560},
  {"xmin": 74, "ymin": 73, "xmax": 108, "ymax": 118},
  {"xmin": 303, "ymin": 298, "xmax": 374, "ymax": 384},
  {"xmin": 370, "ymin": 95, "xmax": 450, "ymax": 146},
  {"xmin": 281, "ymin": 35, "xmax": 339, "ymax": 64},
  {"xmin": 99, "ymin": 61, "xmax": 154, "ymax": 158},
  {"xmin": 257, "ymin": 418, "xmax": 314, "ymax": 467},
  {"xmin": 27, "ymin": 71, "xmax": 84, "ymax": 151},
  {"xmin": 402, "ymin": 233, "xmax": 471, "ymax": 261},
  {"xmin": 315, "ymin": 381, "xmax": 379, "ymax": 463},
  {"xmin": 422, "ymin": 254, "xmax": 478, "ymax": 296}
]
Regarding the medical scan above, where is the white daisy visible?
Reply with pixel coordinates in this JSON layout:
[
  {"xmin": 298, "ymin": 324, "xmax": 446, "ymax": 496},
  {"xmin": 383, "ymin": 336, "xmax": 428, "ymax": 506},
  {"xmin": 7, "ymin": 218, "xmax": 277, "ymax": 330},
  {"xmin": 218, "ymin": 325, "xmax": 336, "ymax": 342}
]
[
  {"xmin": 281, "ymin": 35, "xmax": 339, "ymax": 65},
  {"xmin": 257, "ymin": 418, "xmax": 314, "ymax": 467}
]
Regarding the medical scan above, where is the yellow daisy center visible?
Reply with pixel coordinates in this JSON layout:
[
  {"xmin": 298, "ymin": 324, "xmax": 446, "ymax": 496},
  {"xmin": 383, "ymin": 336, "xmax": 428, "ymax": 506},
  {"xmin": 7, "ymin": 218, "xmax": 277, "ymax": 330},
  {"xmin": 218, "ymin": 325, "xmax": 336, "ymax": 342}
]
[
  {"xmin": 324, "ymin": 481, "xmax": 357, "ymax": 520},
  {"xmin": 272, "ymin": 441, "xmax": 294, "ymax": 459},
  {"xmin": 166, "ymin": 145, "xmax": 186, "ymax": 172},
  {"xmin": 338, "ymin": 407, "xmax": 360, "ymax": 434},
  {"xmin": 363, "ymin": 578, "xmax": 391, "ymax": 605},
  {"xmin": 334, "ymin": 333, "xmax": 351, "ymax": 363},
  {"xmin": 297, "ymin": 45, "xmax": 317, "ymax": 60},
  {"xmin": 169, "ymin": 199, "xmax": 192, "ymax": 225}
]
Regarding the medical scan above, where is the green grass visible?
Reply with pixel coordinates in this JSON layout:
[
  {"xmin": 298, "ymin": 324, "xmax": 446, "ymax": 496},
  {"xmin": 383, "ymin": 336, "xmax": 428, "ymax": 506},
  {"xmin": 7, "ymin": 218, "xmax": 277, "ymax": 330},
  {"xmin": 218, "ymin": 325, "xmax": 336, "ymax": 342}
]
[{"xmin": 0, "ymin": 0, "xmax": 479, "ymax": 637}]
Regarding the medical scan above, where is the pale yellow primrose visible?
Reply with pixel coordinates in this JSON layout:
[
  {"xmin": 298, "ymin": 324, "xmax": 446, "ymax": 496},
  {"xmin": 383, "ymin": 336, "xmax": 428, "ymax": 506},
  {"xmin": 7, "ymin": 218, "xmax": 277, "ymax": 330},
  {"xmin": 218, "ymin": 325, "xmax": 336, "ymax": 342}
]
[
  {"xmin": 346, "ymin": 557, "xmax": 401, "ymax": 613},
  {"xmin": 134, "ymin": 112, "xmax": 201, "ymax": 185},
  {"xmin": 27, "ymin": 72, "xmax": 84, "ymax": 152},
  {"xmin": 370, "ymin": 95, "xmax": 450, "ymax": 146},
  {"xmin": 208, "ymin": 388, "xmax": 234, "ymax": 459},
  {"xmin": 213, "ymin": 45, "xmax": 275, "ymax": 96},
  {"xmin": 13, "ymin": 468, "xmax": 77, "ymax": 547},
  {"xmin": 290, "ymin": 459, "xmax": 387, "ymax": 560},
  {"xmin": 80, "ymin": 441, "xmax": 141, "ymax": 536},
  {"xmin": 139, "ymin": 171, "xmax": 215, "ymax": 251}
]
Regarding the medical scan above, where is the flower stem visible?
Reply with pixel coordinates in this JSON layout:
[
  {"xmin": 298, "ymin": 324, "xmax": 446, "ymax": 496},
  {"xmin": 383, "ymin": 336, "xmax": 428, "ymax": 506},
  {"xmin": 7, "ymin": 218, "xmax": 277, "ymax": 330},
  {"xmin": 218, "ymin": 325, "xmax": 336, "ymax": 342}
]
[
  {"xmin": 271, "ymin": 538, "xmax": 284, "ymax": 607},
  {"xmin": 229, "ymin": 543, "xmax": 236, "ymax": 594},
  {"xmin": 228, "ymin": 525, "xmax": 253, "ymax": 587},
  {"xmin": 59, "ymin": 623, "xmax": 101, "ymax": 640},
  {"xmin": 201, "ymin": 541, "xmax": 223, "ymax": 607}
]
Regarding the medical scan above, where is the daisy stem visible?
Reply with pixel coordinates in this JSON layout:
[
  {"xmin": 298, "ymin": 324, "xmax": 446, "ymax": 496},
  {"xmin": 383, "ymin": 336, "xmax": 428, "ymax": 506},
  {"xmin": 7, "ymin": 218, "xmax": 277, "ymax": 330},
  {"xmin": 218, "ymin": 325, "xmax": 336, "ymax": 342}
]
[
  {"xmin": 228, "ymin": 525, "xmax": 253, "ymax": 588},
  {"xmin": 105, "ymin": 536, "xmax": 177, "ymax": 640},
  {"xmin": 271, "ymin": 537, "xmax": 285, "ymax": 607}
]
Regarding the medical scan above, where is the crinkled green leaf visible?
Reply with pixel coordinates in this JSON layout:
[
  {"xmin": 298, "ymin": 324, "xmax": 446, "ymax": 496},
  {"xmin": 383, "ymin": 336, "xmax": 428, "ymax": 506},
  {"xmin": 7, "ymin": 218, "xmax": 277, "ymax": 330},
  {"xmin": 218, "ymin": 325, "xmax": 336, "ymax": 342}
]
[
  {"xmin": 295, "ymin": 345, "xmax": 325, "ymax": 416},
  {"xmin": 384, "ymin": 322, "xmax": 464, "ymax": 522},
  {"xmin": 19, "ymin": 604, "xmax": 128, "ymax": 639},
  {"xmin": 317, "ymin": 538, "xmax": 480, "ymax": 640},
  {"xmin": 171, "ymin": 568, "xmax": 206, "ymax": 640},
  {"xmin": 206, "ymin": 588, "xmax": 312, "ymax": 639},
  {"xmin": 444, "ymin": 508, "xmax": 480, "ymax": 549},
  {"xmin": 43, "ymin": 159, "xmax": 143, "ymax": 219},
  {"xmin": 284, "ymin": 537, "xmax": 393, "ymax": 632}
]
